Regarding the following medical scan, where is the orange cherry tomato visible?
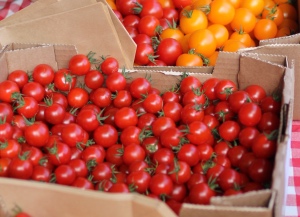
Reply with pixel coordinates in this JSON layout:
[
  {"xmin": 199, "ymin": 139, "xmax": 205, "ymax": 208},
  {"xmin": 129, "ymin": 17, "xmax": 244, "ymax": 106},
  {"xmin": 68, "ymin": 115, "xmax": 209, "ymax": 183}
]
[
  {"xmin": 179, "ymin": 33, "xmax": 192, "ymax": 53},
  {"xmin": 230, "ymin": 8, "xmax": 257, "ymax": 33},
  {"xmin": 240, "ymin": 0, "xmax": 264, "ymax": 17},
  {"xmin": 160, "ymin": 27, "xmax": 185, "ymax": 42},
  {"xmin": 207, "ymin": 0, "xmax": 235, "ymax": 25},
  {"xmin": 278, "ymin": 3, "xmax": 298, "ymax": 21},
  {"xmin": 179, "ymin": 9, "xmax": 208, "ymax": 34},
  {"xmin": 229, "ymin": 30, "xmax": 253, "ymax": 47},
  {"xmin": 176, "ymin": 49, "xmax": 204, "ymax": 66},
  {"xmin": 276, "ymin": 26, "xmax": 292, "ymax": 37},
  {"xmin": 188, "ymin": 29, "xmax": 217, "ymax": 57},
  {"xmin": 222, "ymin": 39, "xmax": 247, "ymax": 52},
  {"xmin": 207, "ymin": 24, "xmax": 229, "ymax": 48},
  {"xmin": 253, "ymin": 19, "xmax": 278, "ymax": 40},
  {"xmin": 262, "ymin": 5, "xmax": 284, "ymax": 26}
]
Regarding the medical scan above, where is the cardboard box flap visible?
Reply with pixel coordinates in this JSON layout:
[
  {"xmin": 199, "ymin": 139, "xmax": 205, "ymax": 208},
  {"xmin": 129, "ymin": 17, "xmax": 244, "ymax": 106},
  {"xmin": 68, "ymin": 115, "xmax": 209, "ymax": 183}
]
[
  {"xmin": 272, "ymin": 64, "xmax": 294, "ymax": 217},
  {"xmin": 238, "ymin": 54, "xmax": 286, "ymax": 95},
  {"xmin": 0, "ymin": 177, "xmax": 177, "ymax": 217},
  {"xmin": 0, "ymin": 0, "xmax": 97, "ymax": 27},
  {"xmin": 210, "ymin": 189, "xmax": 274, "ymax": 207},
  {"xmin": 259, "ymin": 33, "xmax": 300, "ymax": 46},
  {"xmin": 0, "ymin": 2, "xmax": 136, "ymax": 69},
  {"xmin": 3, "ymin": 44, "xmax": 77, "ymax": 73},
  {"xmin": 179, "ymin": 203, "xmax": 272, "ymax": 217}
]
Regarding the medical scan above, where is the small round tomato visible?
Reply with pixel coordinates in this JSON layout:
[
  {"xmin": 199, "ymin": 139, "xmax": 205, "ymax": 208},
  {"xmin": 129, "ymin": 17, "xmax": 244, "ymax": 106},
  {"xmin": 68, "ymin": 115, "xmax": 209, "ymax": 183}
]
[
  {"xmin": 254, "ymin": 19, "xmax": 278, "ymax": 40},
  {"xmin": 69, "ymin": 54, "xmax": 91, "ymax": 76},
  {"xmin": 127, "ymin": 170, "xmax": 151, "ymax": 193},
  {"xmin": 93, "ymin": 124, "xmax": 118, "ymax": 148},
  {"xmin": 8, "ymin": 154, "xmax": 33, "ymax": 180},
  {"xmin": 188, "ymin": 29, "xmax": 217, "ymax": 58},
  {"xmin": 84, "ymin": 70, "xmax": 104, "ymax": 90},
  {"xmin": 219, "ymin": 120, "xmax": 241, "ymax": 142},
  {"xmin": 138, "ymin": 15, "xmax": 160, "ymax": 37},
  {"xmin": 149, "ymin": 173, "xmax": 173, "ymax": 196},
  {"xmin": 106, "ymin": 72, "xmax": 127, "ymax": 92},
  {"xmin": 129, "ymin": 77, "xmax": 152, "ymax": 99},
  {"xmin": 189, "ymin": 182, "xmax": 216, "ymax": 205},
  {"xmin": 122, "ymin": 144, "xmax": 146, "ymax": 165},
  {"xmin": 157, "ymin": 38, "xmax": 183, "ymax": 66},
  {"xmin": 67, "ymin": 87, "xmax": 89, "ymax": 108},
  {"xmin": 24, "ymin": 121, "xmax": 50, "ymax": 147},
  {"xmin": 214, "ymin": 79, "xmax": 238, "ymax": 101},
  {"xmin": 238, "ymin": 102, "xmax": 262, "ymax": 127},
  {"xmin": 32, "ymin": 63, "xmax": 55, "ymax": 86},
  {"xmin": 90, "ymin": 87, "xmax": 112, "ymax": 108},
  {"xmin": 0, "ymin": 80, "xmax": 20, "ymax": 103},
  {"xmin": 54, "ymin": 68, "xmax": 77, "ymax": 91},
  {"xmin": 7, "ymin": 70, "xmax": 29, "ymax": 89},
  {"xmin": 207, "ymin": 0, "xmax": 235, "ymax": 25},
  {"xmin": 54, "ymin": 164, "xmax": 76, "ymax": 185},
  {"xmin": 114, "ymin": 107, "xmax": 138, "ymax": 129},
  {"xmin": 101, "ymin": 57, "xmax": 119, "ymax": 75},
  {"xmin": 179, "ymin": 9, "xmax": 208, "ymax": 35}
]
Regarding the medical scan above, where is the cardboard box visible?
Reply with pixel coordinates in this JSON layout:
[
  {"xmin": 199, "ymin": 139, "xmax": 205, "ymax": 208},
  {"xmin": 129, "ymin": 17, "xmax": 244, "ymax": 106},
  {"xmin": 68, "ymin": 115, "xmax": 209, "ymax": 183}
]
[
  {"xmin": 0, "ymin": 0, "xmax": 136, "ymax": 69},
  {"xmin": 0, "ymin": 43, "xmax": 294, "ymax": 217}
]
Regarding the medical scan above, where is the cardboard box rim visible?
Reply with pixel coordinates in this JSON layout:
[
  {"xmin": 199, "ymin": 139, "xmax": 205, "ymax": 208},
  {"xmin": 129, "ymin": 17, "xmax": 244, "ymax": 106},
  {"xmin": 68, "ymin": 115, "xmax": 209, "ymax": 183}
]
[{"xmin": 0, "ymin": 43, "xmax": 294, "ymax": 217}]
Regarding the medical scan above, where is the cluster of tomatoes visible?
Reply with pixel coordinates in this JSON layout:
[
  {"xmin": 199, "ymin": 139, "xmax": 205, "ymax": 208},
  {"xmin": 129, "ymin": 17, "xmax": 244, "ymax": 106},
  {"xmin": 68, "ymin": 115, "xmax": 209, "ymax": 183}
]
[
  {"xmin": 106, "ymin": 0, "xmax": 298, "ymax": 67},
  {"xmin": 0, "ymin": 52, "xmax": 280, "ymax": 215}
]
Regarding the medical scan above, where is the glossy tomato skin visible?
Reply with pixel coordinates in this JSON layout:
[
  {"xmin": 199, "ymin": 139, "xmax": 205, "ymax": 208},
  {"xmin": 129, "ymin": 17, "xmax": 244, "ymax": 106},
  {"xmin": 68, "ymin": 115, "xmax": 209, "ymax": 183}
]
[
  {"xmin": 114, "ymin": 107, "xmax": 138, "ymax": 129},
  {"xmin": 54, "ymin": 164, "xmax": 76, "ymax": 185},
  {"xmin": 69, "ymin": 54, "xmax": 91, "ymax": 76},
  {"xmin": 238, "ymin": 102, "xmax": 262, "ymax": 127},
  {"xmin": 8, "ymin": 155, "xmax": 33, "ymax": 180},
  {"xmin": 116, "ymin": 0, "xmax": 141, "ymax": 16},
  {"xmin": 67, "ymin": 87, "xmax": 89, "ymax": 108},
  {"xmin": 24, "ymin": 121, "xmax": 50, "ymax": 147},
  {"xmin": 0, "ymin": 80, "xmax": 20, "ymax": 103},
  {"xmin": 54, "ymin": 69, "xmax": 77, "ymax": 91},
  {"xmin": 7, "ymin": 70, "xmax": 29, "ymax": 89},
  {"xmin": 189, "ymin": 182, "xmax": 216, "ymax": 205},
  {"xmin": 138, "ymin": 15, "xmax": 160, "ymax": 37},
  {"xmin": 134, "ymin": 43, "xmax": 155, "ymax": 66},
  {"xmin": 149, "ymin": 173, "xmax": 174, "ymax": 196},
  {"xmin": 101, "ymin": 57, "xmax": 119, "ymax": 75},
  {"xmin": 93, "ymin": 124, "xmax": 119, "ymax": 148},
  {"xmin": 32, "ymin": 64, "xmax": 55, "ymax": 86},
  {"xmin": 129, "ymin": 77, "xmax": 152, "ymax": 99},
  {"xmin": 106, "ymin": 72, "xmax": 127, "ymax": 92},
  {"xmin": 156, "ymin": 38, "xmax": 183, "ymax": 66}
]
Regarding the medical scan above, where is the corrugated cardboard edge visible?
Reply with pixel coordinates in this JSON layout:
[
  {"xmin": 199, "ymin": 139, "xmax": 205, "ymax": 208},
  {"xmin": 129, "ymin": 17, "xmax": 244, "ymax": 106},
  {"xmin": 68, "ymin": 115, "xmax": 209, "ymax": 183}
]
[
  {"xmin": 273, "ymin": 62, "xmax": 295, "ymax": 217},
  {"xmin": 0, "ymin": 177, "xmax": 177, "ymax": 217}
]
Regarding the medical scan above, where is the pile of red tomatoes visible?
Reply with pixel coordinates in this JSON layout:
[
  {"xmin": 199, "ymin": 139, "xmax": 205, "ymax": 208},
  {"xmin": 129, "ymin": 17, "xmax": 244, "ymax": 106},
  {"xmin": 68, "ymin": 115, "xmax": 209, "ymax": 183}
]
[{"xmin": 0, "ymin": 52, "xmax": 280, "ymax": 215}]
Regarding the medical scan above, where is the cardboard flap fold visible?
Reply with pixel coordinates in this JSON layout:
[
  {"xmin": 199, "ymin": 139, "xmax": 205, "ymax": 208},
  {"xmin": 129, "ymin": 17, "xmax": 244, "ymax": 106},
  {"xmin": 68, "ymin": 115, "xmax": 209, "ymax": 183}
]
[{"xmin": 238, "ymin": 54, "xmax": 286, "ymax": 95}]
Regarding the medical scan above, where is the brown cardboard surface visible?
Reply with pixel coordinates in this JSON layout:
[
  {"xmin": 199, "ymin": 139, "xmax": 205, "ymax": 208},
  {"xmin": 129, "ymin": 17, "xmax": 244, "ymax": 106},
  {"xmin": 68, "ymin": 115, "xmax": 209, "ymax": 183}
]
[
  {"xmin": 0, "ymin": 1, "xmax": 136, "ymax": 69},
  {"xmin": 0, "ymin": 0, "xmax": 96, "ymax": 27},
  {"xmin": 0, "ymin": 177, "xmax": 177, "ymax": 217}
]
